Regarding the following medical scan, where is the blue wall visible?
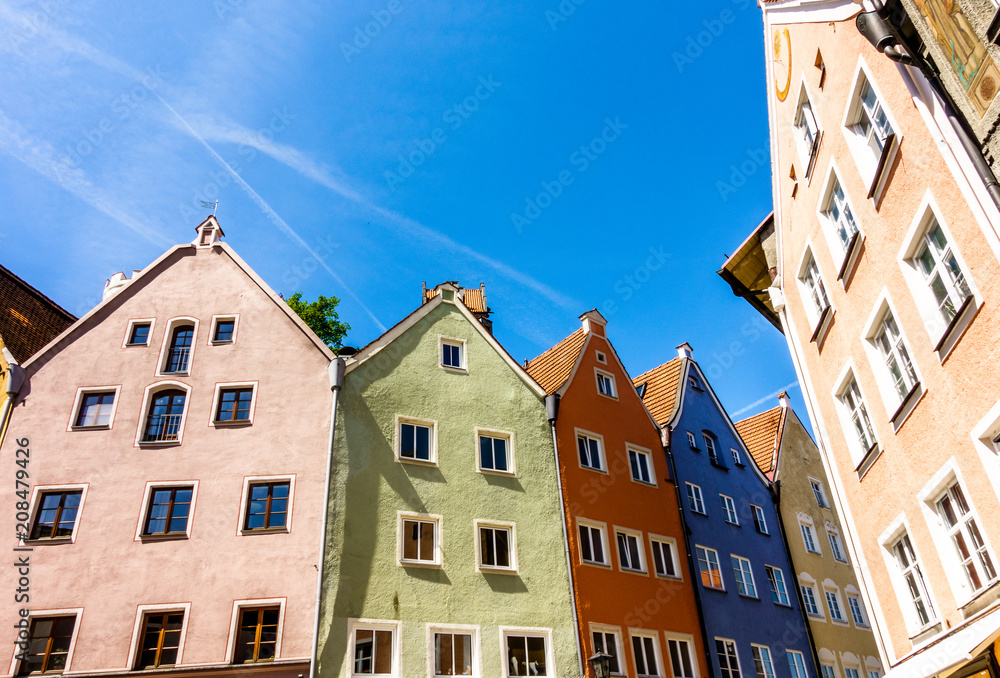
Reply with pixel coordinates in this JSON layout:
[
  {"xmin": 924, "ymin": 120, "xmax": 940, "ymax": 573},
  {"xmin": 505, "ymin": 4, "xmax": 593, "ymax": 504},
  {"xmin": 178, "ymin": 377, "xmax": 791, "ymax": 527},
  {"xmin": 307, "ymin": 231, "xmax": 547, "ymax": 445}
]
[{"xmin": 671, "ymin": 359, "xmax": 817, "ymax": 678}]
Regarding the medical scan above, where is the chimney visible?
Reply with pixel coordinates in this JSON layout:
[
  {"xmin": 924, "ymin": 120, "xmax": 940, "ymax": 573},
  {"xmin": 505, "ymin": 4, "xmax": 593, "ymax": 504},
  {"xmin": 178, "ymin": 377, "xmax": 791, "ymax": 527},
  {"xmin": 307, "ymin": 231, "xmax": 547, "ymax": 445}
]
[
  {"xmin": 778, "ymin": 391, "xmax": 791, "ymax": 409},
  {"xmin": 579, "ymin": 309, "xmax": 608, "ymax": 337},
  {"xmin": 103, "ymin": 271, "xmax": 130, "ymax": 300},
  {"xmin": 676, "ymin": 342, "xmax": 694, "ymax": 360},
  {"xmin": 194, "ymin": 216, "xmax": 224, "ymax": 247}
]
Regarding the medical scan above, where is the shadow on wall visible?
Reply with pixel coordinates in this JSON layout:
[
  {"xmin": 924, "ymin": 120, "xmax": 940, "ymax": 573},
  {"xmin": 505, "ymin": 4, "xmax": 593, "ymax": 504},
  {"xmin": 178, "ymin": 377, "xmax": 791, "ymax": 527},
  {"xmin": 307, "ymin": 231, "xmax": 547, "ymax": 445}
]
[{"xmin": 318, "ymin": 325, "xmax": 443, "ymax": 675}]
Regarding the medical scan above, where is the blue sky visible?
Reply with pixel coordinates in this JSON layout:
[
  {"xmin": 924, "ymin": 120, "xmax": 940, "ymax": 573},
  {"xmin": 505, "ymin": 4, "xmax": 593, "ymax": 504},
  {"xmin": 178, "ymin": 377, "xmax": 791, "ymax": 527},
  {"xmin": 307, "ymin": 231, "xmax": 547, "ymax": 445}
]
[{"xmin": 0, "ymin": 0, "xmax": 805, "ymax": 424}]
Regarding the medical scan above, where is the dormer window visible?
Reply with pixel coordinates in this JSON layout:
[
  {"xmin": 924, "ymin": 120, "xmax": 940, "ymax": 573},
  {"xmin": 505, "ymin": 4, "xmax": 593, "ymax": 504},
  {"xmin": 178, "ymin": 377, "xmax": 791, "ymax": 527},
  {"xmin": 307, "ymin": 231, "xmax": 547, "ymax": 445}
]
[{"xmin": 164, "ymin": 325, "xmax": 194, "ymax": 374}]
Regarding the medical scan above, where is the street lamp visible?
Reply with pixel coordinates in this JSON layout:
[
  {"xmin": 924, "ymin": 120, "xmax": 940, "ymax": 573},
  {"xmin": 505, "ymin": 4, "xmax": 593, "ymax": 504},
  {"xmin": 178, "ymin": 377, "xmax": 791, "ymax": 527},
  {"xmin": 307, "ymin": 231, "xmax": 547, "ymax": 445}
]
[{"xmin": 588, "ymin": 651, "xmax": 613, "ymax": 678}]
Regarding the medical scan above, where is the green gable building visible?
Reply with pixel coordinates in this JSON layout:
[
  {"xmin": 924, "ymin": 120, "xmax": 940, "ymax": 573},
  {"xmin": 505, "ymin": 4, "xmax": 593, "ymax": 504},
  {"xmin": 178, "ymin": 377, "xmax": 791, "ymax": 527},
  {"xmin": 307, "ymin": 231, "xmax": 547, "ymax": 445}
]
[{"xmin": 317, "ymin": 282, "xmax": 581, "ymax": 678}]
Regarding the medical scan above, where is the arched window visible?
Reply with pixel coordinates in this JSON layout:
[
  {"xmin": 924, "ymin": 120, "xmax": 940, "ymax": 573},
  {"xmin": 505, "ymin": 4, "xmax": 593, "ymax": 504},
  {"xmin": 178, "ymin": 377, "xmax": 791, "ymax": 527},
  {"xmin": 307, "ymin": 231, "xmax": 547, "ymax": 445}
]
[
  {"xmin": 164, "ymin": 325, "xmax": 194, "ymax": 374},
  {"xmin": 142, "ymin": 390, "xmax": 186, "ymax": 442}
]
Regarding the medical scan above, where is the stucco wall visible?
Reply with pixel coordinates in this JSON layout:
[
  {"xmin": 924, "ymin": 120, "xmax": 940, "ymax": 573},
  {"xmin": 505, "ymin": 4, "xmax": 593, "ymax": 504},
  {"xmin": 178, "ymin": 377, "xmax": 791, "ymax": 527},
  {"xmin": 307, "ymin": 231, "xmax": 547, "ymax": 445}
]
[
  {"xmin": 671, "ymin": 361, "xmax": 815, "ymax": 678},
  {"xmin": 318, "ymin": 300, "xmax": 578, "ymax": 677},
  {"xmin": 0, "ymin": 245, "xmax": 333, "ymax": 675},
  {"xmin": 776, "ymin": 408, "xmax": 881, "ymax": 675},
  {"xmin": 556, "ymin": 324, "xmax": 707, "ymax": 678},
  {"xmin": 770, "ymin": 15, "xmax": 1000, "ymax": 661}
]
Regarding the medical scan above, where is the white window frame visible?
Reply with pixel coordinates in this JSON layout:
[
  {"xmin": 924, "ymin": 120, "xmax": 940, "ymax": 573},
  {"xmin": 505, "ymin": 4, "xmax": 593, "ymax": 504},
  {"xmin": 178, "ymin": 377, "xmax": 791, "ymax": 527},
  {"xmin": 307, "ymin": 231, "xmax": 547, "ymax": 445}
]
[
  {"xmin": 703, "ymin": 432, "xmax": 720, "ymax": 464},
  {"xmin": 439, "ymin": 335, "xmax": 468, "ymax": 372},
  {"xmin": 878, "ymin": 515, "xmax": 940, "ymax": 634},
  {"xmin": 831, "ymin": 363, "xmax": 879, "ymax": 470},
  {"xmin": 577, "ymin": 518, "xmax": 611, "ymax": 567},
  {"xmin": 916, "ymin": 460, "xmax": 999, "ymax": 605},
  {"xmin": 788, "ymin": 650, "xmax": 810, "ymax": 678},
  {"xmin": 427, "ymin": 623, "xmax": 481, "ymax": 678},
  {"xmin": 687, "ymin": 431, "xmax": 699, "ymax": 449},
  {"xmin": 10, "ymin": 608, "xmax": 84, "ymax": 676},
  {"xmin": 209, "ymin": 381, "xmax": 259, "ymax": 427},
  {"xmin": 628, "ymin": 628, "xmax": 663, "ymax": 678},
  {"xmin": 696, "ymin": 545, "xmax": 725, "ymax": 590},
  {"xmin": 897, "ymin": 192, "xmax": 980, "ymax": 359},
  {"xmin": 236, "ymin": 474, "xmax": 295, "ymax": 536},
  {"xmin": 817, "ymin": 163, "xmax": 864, "ymax": 282},
  {"xmin": 649, "ymin": 534, "xmax": 681, "ymax": 579},
  {"xmin": 797, "ymin": 244, "xmax": 834, "ymax": 343},
  {"xmin": 225, "ymin": 597, "xmax": 286, "ymax": 665},
  {"xmin": 800, "ymin": 580, "xmax": 825, "ymax": 619},
  {"xmin": 123, "ymin": 317, "xmax": 156, "ymax": 348},
  {"xmin": 209, "ymin": 314, "xmax": 240, "ymax": 344},
  {"xmin": 575, "ymin": 428, "xmax": 607, "ymax": 473},
  {"xmin": 860, "ymin": 293, "xmax": 924, "ymax": 427},
  {"xmin": 715, "ymin": 637, "xmax": 742, "ymax": 678},
  {"xmin": 627, "ymin": 445, "xmax": 656, "ymax": 486},
  {"xmin": 824, "ymin": 585, "xmax": 848, "ymax": 625},
  {"xmin": 614, "ymin": 526, "xmax": 648, "ymax": 575},
  {"xmin": 800, "ymin": 515, "xmax": 821, "ymax": 555},
  {"xmin": 846, "ymin": 587, "xmax": 869, "ymax": 627},
  {"xmin": 474, "ymin": 519, "xmax": 518, "ymax": 574},
  {"xmin": 155, "ymin": 317, "xmax": 199, "ymax": 377},
  {"xmin": 127, "ymin": 602, "xmax": 192, "ymax": 669},
  {"xmin": 793, "ymin": 82, "xmax": 823, "ymax": 180},
  {"xmin": 397, "ymin": 511, "xmax": 443, "ymax": 568},
  {"xmin": 752, "ymin": 644, "xmax": 777, "ymax": 678},
  {"xmin": 751, "ymin": 504, "xmax": 768, "ymax": 535},
  {"xmin": 721, "ymin": 494, "xmax": 739, "ymax": 525},
  {"xmin": 665, "ymin": 634, "xmax": 700, "ymax": 678},
  {"xmin": 731, "ymin": 447, "xmax": 743, "ymax": 466},
  {"xmin": 595, "ymin": 368, "xmax": 618, "ymax": 399},
  {"xmin": 821, "ymin": 664, "xmax": 839, "ymax": 678},
  {"xmin": 499, "ymin": 626, "xmax": 555, "ymax": 678},
  {"xmin": 67, "ymin": 385, "xmax": 121, "ymax": 430},
  {"xmin": 826, "ymin": 525, "xmax": 848, "ymax": 563},
  {"xmin": 686, "ymin": 482, "xmax": 706, "ymax": 515},
  {"xmin": 841, "ymin": 58, "xmax": 901, "ymax": 202},
  {"xmin": 134, "ymin": 480, "xmax": 199, "ymax": 541},
  {"xmin": 475, "ymin": 428, "xmax": 515, "ymax": 476},
  {"xmin": 731, "ymin": 554, "xmax": 758, "ymax": 598},
  {"xmin": 134, "ymin": 381, "xmax": 191, "ymax": 447},
  {"xmin": 589, "ymin": 624, "xmax": 625, "ymax": 677},
  {"xmin": 348, "ymin": 618, "xmax": 400, "ymax": 677},
  {"xmin": 23, "ymin": 484, "xmax": 89, "ymax": 544},
  {"xmin": 765, "ymin": 565, "xmax": 790, "ymax": 606},
  {"xmin": 809, "ymin": 478, "xmax": 830, "ymax": 508},
  {"xmin": 395, "ymin": 415, "xmax": 438, "ymax": 465}
]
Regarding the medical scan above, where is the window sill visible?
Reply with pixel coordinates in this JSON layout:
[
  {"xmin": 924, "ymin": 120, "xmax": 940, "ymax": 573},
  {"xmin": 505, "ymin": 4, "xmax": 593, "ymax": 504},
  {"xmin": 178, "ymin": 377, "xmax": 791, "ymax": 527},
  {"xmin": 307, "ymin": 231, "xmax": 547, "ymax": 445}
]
[
  {"xmin": 139, "ymin": 439, "xmax": 182, "ymax": 447},
  {"xmin": 210, "ymin": 340, "xmax": 234, "ymax": 346},
  {"xmin": 440, "ymin": 364, "xmax": 469, "ymax": 374},
  {"xmin": 477, "ymin": 566, "xmax": 518, "ymax": 575},
  {"xmin": 724, "ymin": 521, "xmax": 740, "ymax": 527},
  {"xmin": 240, "ymin": 527, "xmax": 289, "ymax": 536},
  {"xmin": 691, "ymin": 511, "xmax": 708, "ymax": 518},
  {"xmin": 957, "ymin": 578, "xmax": 1000, "ymax": 617},
  {"xmin": 773, "ymin": 602, "xmax": 792, "ymax": 608},
  {"xmin": 703, "ymin": 585, "xmax": 726, "ymax": 593},
  {"xmin": 809, "ymin": 306, "xmax": 834, "ymax": 345},
  {"xmin": 580, "ymin": 465, "xmax": 609, "ymax": 475},
  {"xmin": 397, "ymin": 456, "xmax": 438, "ymax": 467},
  {"xmin": 755, "ymin": 531, "xmax": 771, "ymax": 537},
  {"xmin": 854, "ymin": 441, "xmax": 881, "ymax": 480},
  {"xmin": 618, "ymin": 567, "xmax": 650, "ymax": 577},
  {"xmin": 597, "ymin": 392, "xmax": 619, "ymax": 402},
  {"xmin": 807, "ymin": 613, "xmax": 827, "ymax": 621},
  {"xmin": 934, "ymin": 295, "xmax": 977, "ymax": 361},
  {"xmin": 738, "ymin": 594, "xmax": 760, "ymax": 601},
  {"xmin": 21, "ymin": 536, "xmax": 73, "ymax": 545},
  {"xmin": 478, "ymin": 467, "xmax": 516, "ymax": 478},
  {"xmin": 159, "ymin": 371, "xmax": 190, "ymax": 377},
  {"xmin": 212, "ymin": 419, "xmax": 252, "ymax": 427},
  {"xmin": 400, "ymin": 559, "xmax": 443, "ymax": 569},
  {"xmin": 582, "ymin": 560, "xmax": 613, "ymax": 569},
  {"xmin": 140, "ymin": 533, "xmax": 189, "ymax": 542},
  {"xmin": 70, "ymin": 424, "xmax": 111, "ymax": 431},
  {"xmin": 890, "ymin": 382, "xmax": 924, "ymax": 431},
  {"xmin": 710, "ymin": 460, "xmax": 729, "ymax": 471},
  {"xmin": 125, "ymin": 342, "xmax": 150, "ymax": 347},
  {"xmin": 837, "ymin": 231, "xmax": 863, "ymax": 283},
  {"xmin": 654, "ymin": 573, "xmax": 683, "ymax": 581},
  {"xmin": 630, "ymin": 477, "xmax": 657, "ymax": 488}
]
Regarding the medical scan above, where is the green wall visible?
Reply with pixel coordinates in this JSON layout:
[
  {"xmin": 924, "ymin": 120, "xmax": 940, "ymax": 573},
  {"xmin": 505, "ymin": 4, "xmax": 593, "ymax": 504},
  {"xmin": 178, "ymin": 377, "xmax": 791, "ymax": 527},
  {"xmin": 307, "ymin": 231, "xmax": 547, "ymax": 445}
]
[{"xmin": 317, "ymin": 300, "xmax": 579, "ymax": 677}]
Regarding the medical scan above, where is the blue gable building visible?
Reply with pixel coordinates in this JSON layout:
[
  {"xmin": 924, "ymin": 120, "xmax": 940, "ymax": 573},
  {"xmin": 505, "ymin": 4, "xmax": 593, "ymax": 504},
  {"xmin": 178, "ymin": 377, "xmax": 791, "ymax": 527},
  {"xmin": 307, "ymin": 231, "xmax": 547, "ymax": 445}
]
[{"xmin": 635, "ymin": 344, "xmax": 817, "ymax": 678}]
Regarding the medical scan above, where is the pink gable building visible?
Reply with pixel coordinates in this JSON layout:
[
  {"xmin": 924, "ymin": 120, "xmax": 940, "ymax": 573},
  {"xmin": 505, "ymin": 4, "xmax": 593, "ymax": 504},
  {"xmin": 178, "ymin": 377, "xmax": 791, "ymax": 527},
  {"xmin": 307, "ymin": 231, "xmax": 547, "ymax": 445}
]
[{"xmin": 3, "ymin": 217, "xmax": 335, "ymax": 677}]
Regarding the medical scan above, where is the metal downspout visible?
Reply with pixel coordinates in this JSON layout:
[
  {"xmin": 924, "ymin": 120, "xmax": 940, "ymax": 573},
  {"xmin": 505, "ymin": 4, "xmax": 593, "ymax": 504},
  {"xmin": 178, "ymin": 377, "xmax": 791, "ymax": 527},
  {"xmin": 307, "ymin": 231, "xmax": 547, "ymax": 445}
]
[
  {"xmin": 311, "ymin": 357, "xmax": 346, "ymax": 678},
  {"xmin": 770, "ymin": 480, "xmax": 823, "ymax": 678},
  {"xmin": 0, "ymin": 348, "xmax": 25, "ymax": 448},
  {"xmin": 662, "ymin": 425, "xmax": 716, "ymax": 678},
  {"xmin": 545, "ymin": 393, "xmax": 586, "ymax": 678}
]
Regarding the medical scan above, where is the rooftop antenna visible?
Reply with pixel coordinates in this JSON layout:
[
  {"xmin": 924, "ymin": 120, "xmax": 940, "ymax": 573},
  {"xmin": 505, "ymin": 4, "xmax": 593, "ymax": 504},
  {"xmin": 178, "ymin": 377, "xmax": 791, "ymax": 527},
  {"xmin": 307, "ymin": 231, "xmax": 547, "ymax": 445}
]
[{"xmin": 200, "ymin": 199, "xmax": 219, "ymax": 216}]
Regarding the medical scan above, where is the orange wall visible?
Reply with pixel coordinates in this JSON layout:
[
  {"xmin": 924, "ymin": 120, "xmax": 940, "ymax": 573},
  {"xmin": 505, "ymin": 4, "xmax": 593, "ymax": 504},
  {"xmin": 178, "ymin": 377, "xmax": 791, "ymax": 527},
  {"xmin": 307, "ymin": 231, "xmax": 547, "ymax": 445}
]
[{"xmin": 556, "ymin": 322, "xmax": 706, "ymax": 678}]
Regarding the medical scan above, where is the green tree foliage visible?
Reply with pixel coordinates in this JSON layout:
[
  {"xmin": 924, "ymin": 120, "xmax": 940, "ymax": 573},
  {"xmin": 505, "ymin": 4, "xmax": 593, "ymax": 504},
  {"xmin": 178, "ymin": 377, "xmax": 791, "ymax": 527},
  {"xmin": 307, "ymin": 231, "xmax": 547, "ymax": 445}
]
[{"xmin": 286, "ymin": 292, "xmax": 350, "ymax": 350}]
